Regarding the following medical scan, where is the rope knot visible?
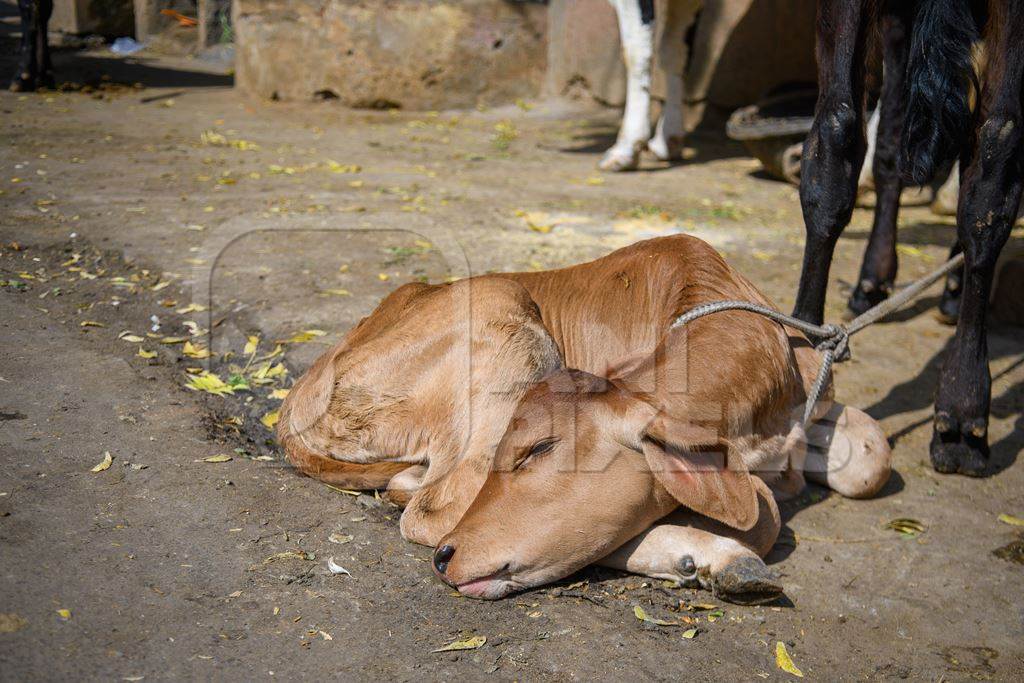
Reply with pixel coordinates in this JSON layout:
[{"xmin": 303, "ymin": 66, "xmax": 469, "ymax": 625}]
[{"xmin": 813, "ymin": 323, "xmax": 851, "ymax": 362}]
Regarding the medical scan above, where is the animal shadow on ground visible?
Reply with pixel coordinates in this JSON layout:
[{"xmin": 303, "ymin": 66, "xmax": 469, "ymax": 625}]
[
  {"xmin": 558, "ymin": 124, "xmax": 747, "ymax": 171},
  {"xmin": 866, "ymin": 322, "xmax": 1024, "ymax": 476}
]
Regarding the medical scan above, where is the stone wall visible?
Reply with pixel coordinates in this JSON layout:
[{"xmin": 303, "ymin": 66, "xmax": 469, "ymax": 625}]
[
  {"xmin": 232, "ymin": 0, "xmax": 816, "ymax": 117},
  {"xmin": 233, "ymin": 0, "xmax": 548, "ymax": 109}
]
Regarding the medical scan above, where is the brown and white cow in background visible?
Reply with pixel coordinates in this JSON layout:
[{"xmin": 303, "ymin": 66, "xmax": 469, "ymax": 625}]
[{"xmin": 599, "ymin": 0, "xmax": 754, "ymax": 171}]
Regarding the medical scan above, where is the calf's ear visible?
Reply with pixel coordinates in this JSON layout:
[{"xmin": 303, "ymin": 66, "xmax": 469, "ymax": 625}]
[{"xmin": 639, "ymin": 414, "xmax": 760, "ymax": 531}]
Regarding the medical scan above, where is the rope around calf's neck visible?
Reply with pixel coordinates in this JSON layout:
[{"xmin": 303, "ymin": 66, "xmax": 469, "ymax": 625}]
[{"xmin": 669, "ymin": 252, "xmax": 966, "ymax": 425}]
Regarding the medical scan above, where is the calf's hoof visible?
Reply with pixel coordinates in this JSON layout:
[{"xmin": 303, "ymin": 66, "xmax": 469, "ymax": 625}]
[
  {"xmin": 710, "ymin": 557, "xmax": 783, "ymax": 605},
  {"xmin": 598, "ymin": 147, "xmax": 640, "ymax": 172},
  {"xmin": 847, "ymin": 279, "xmax": 891, "ymax": 317},
  {"xmin": 930, "ymin": 416, "xmax": 989, "ymax": 476}
]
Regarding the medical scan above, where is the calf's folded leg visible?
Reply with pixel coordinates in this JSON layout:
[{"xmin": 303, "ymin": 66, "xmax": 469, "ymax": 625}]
[{"xmin": 597, "ymin": 477, "xmax": 782, "ymax": 604}]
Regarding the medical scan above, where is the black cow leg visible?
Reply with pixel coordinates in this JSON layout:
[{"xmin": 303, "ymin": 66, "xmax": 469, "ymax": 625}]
[
  {"xmin": 931, "ymin": 3, "xmax": 1024, "ymax": 475},
  {"xmin": 792, "ymin": 0, "xmax": 870, "ymax": 325},
  {"xmin": 848, "ymin": 1, "xmax": 911, "ymax": 316},
  {"xmin": 10, "ymin": 0, "xmax": 54, "ymax": 92}
]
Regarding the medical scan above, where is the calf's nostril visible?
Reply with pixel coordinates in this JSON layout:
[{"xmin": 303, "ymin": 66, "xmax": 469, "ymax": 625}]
[{"xmin": 433, "ymin": 544, "xmax": 455, "ymax": 574}]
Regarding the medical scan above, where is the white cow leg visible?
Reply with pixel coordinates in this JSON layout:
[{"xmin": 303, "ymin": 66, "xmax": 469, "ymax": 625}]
[
  {"xmin": 600, "ymin": 0, "xmax": 654, "ymax": 172},
  {"xmin": 649, "ymin": 0, "xmax": 701, "ymax": 161}
]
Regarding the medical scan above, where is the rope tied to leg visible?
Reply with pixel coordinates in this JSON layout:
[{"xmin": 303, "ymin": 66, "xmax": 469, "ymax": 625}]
[{"xmin": 669, "ymin": 252, "xmax": 965, "ymax": 425}]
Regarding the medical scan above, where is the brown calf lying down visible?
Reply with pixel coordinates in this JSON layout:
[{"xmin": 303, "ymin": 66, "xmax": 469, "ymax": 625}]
[{"xmin": 279, "ymin": 235, "xmax": 891, "ymax": 602}]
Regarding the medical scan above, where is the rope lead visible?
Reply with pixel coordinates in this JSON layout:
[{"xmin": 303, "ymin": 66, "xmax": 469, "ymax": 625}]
[{"xmin": 669, "ymin": 253, "xmax": 966, "ymax": 425}]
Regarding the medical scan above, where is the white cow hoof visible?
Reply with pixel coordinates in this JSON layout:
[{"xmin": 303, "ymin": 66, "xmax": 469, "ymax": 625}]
[
  {"xmin": 599, "ymin": 147, "xmax": 640, "ymax": 172},
  {"xmin": 648, "ymin": 135, "xmax": 684, "ymax": 162}
]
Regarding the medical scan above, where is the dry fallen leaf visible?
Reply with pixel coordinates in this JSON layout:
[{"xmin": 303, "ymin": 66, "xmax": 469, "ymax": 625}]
[
  {"xmin": 998, "ymin": 513, "xmax": 1024, "ymax": 527},
  {"xmin": 682, "ymin": 628, "xmax": 698, "ymax": 639},
  {"xmin": 176, "ymin": 303, "xmax": 208, "ymax": 314},
  {"xmin": 260, "ymin": 410, "xmax": 280, "ymax": 430},
  {"xmin": 91, "ymin": 451, "xmax": 113, "ymax": 473},
  {"xmin": 885, "ymin": 518, "xmax": 925, "ymax": 537},
  {"xmin": 633, "ymin": 605, "xmax": 678, "ymax": 627},
  {"xmin": 184, "ymin": 371, "xmax": 235, "ymax": 396},
  {"xmin": 182, "ymin": 341, "xmax": 212, "ymax": 359},
  {"xmin": 328, "ymin": 533, "xmax": 354, "ymax": 545},
  {"xmin": 432, "ymin": 636, "xmax": 486, "ymax": 653},
  {"xmin": 201, "ymin": 454, "xmax": 232, "ymax": 463},
  {"xmin": 56, "ymin": 608, "xmax": 72, "ymax": 620},
  {"xmin": 775, "ymin": 642, "xmax": 804, "ymax": 677},
  {"xmin": 281, "ymin": 329, "xmax": 326, "ymax": 344},
  {"xmin": 244, "ymin": 335, "xmax": 259, "ymax": 355},
  {"xmin": 0, "ymin": 613, "xmax": 28, "ymax": 633},
  {"xmin": 326, "ymin": 557, "xmax": 351, "ymax": 575},
  {"xmin": 269, "ymin": 388, "xmax": 290, "ymax": 400},
  {"xmin": 137, "ymin": 348, "xmax": 157, "ymax": 359},
  {"xmin": 79, "ymin": 320, "xmax": 105, "ymax": 328}
]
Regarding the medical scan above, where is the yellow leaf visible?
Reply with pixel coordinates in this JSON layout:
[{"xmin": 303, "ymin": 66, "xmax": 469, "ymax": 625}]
[
  {"xmin": 282, "ymin": 329, "xmax": 326, "ymax": 344},
  {"xmin": 885, "ymin": 518, "xmax": 925, "ymax": 537},
  {"xmin": 80, "ymin": 320, "xmax": 105, "ymax": 328},
  {"xmin": 633, "ymin": 605, "xmax": 678, "ymax": 626},
  {"xmin": 56, "ymin": 609, "xmax": 71, "ymax": 620},
  {"xmin": 432, "ymin": 636, "xmax": 486, "ymax": 653},
  {"xmin": 176, "ymin": 303, "xmax": 208, "ymax": 314},
  {"xmin": 896, "ymin": 244, "xmax": 924, "ymax": 258},
  {"xmin": 137, "ymin": 348, "xmax": 157, "ymax": 359},
  {"xmin": 202, "ymin": 454, "xmax": 233, "ymax": 463},
  {"xmin": 377, "ymin": 273, "xmax": 389, "ymax": 281},
  {"xmin": 775, "ymin": 642, "xmax": 804, "ymax": 678},
  {"xmin": 120, "ymin": 333, "xmax": 145, "ymax": 343},
  {"xmin": 182, "ymin": 341, "xmax": 212, "ymax": 359},
  {"xmin": 261, "ymin": 410, "xmax": 280, "ymax": 430},
  {"xmin": 319, "ymin": 630, "xmax": 333, "ymax": 641},
  {"xmin": 998, "ymin": 513, "xmax": 1024, "ymax": 527},
  {"xmin": 682, "ymin": 628, "xmax": 698, "ymax": 639},
  {"xmin": 320, "ymin": 288, "xmax": 352, "ymax": 297},
  {"xmin": 527, "ymin": 221, "xmax": 553, "ymax": 234},
  {"xmin": 324, "ymin": 160, "xmax": 361, "ymax": 174},
  {"xmin": 269, "ymin": 388, "xmax": 290, "ymax": 400},
  {"xmin": 160, "ymin": 336, "xmax": 189, "ymax": 345},
  {"xmin": 184, "ymin": 371, "xmax": 235, "ymax": 396},
  {"xmin": 244, "ymin": 336, "xmax": 259, "ymax": 355},
  {"xmin": 585, "ymin": 176, "xmax": 605, "ymax": 186},
  {"xmin": 90, "ymin": 451, "xmax": 113, "ymax": 473}
]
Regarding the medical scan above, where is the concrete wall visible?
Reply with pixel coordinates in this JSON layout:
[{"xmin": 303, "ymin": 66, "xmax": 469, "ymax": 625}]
[{"xmin": 233, "ymin": 0, "xmax": 548, "ymax": 109}]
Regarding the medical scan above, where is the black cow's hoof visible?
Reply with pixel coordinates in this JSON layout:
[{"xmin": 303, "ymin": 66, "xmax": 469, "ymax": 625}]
[
  {"xmin": 930, "ymin": 418, "xmax": 989, "ymax": 476},
  {"xmin": 710, "ymin": 557, "xmax": 783, "ymax": 605},
  {"xmin": 847, "ymin": 279, "xmax": 891, "ymax": 318}
]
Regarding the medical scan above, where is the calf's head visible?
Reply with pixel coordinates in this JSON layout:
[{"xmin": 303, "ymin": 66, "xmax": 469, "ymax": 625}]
[{"xmin": 432, "ymin": 369, "xmax": 760, "ymax": 599}]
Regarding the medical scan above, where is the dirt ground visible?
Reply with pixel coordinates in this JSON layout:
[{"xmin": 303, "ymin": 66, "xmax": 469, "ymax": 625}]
[{"xmin": 2, "ymin": 30, "xmax": 1024, "ymax": 682}]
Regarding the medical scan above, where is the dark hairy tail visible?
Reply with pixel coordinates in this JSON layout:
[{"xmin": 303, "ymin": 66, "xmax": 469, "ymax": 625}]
[{"xmin": 900, "ymin": 0, "xmax": 978, "ymax": 185}]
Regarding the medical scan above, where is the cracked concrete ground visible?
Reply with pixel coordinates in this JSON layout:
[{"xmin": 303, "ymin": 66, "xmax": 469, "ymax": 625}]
[{"xmin": 1, "ymin": 40, "xmax": 1023, "ymax": 681}]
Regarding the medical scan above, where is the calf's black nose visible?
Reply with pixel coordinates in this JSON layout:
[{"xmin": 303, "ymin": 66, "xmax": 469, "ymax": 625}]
[{"xmin": 433, "ymin": 544, "xmax": 455, "ymax": 575}]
